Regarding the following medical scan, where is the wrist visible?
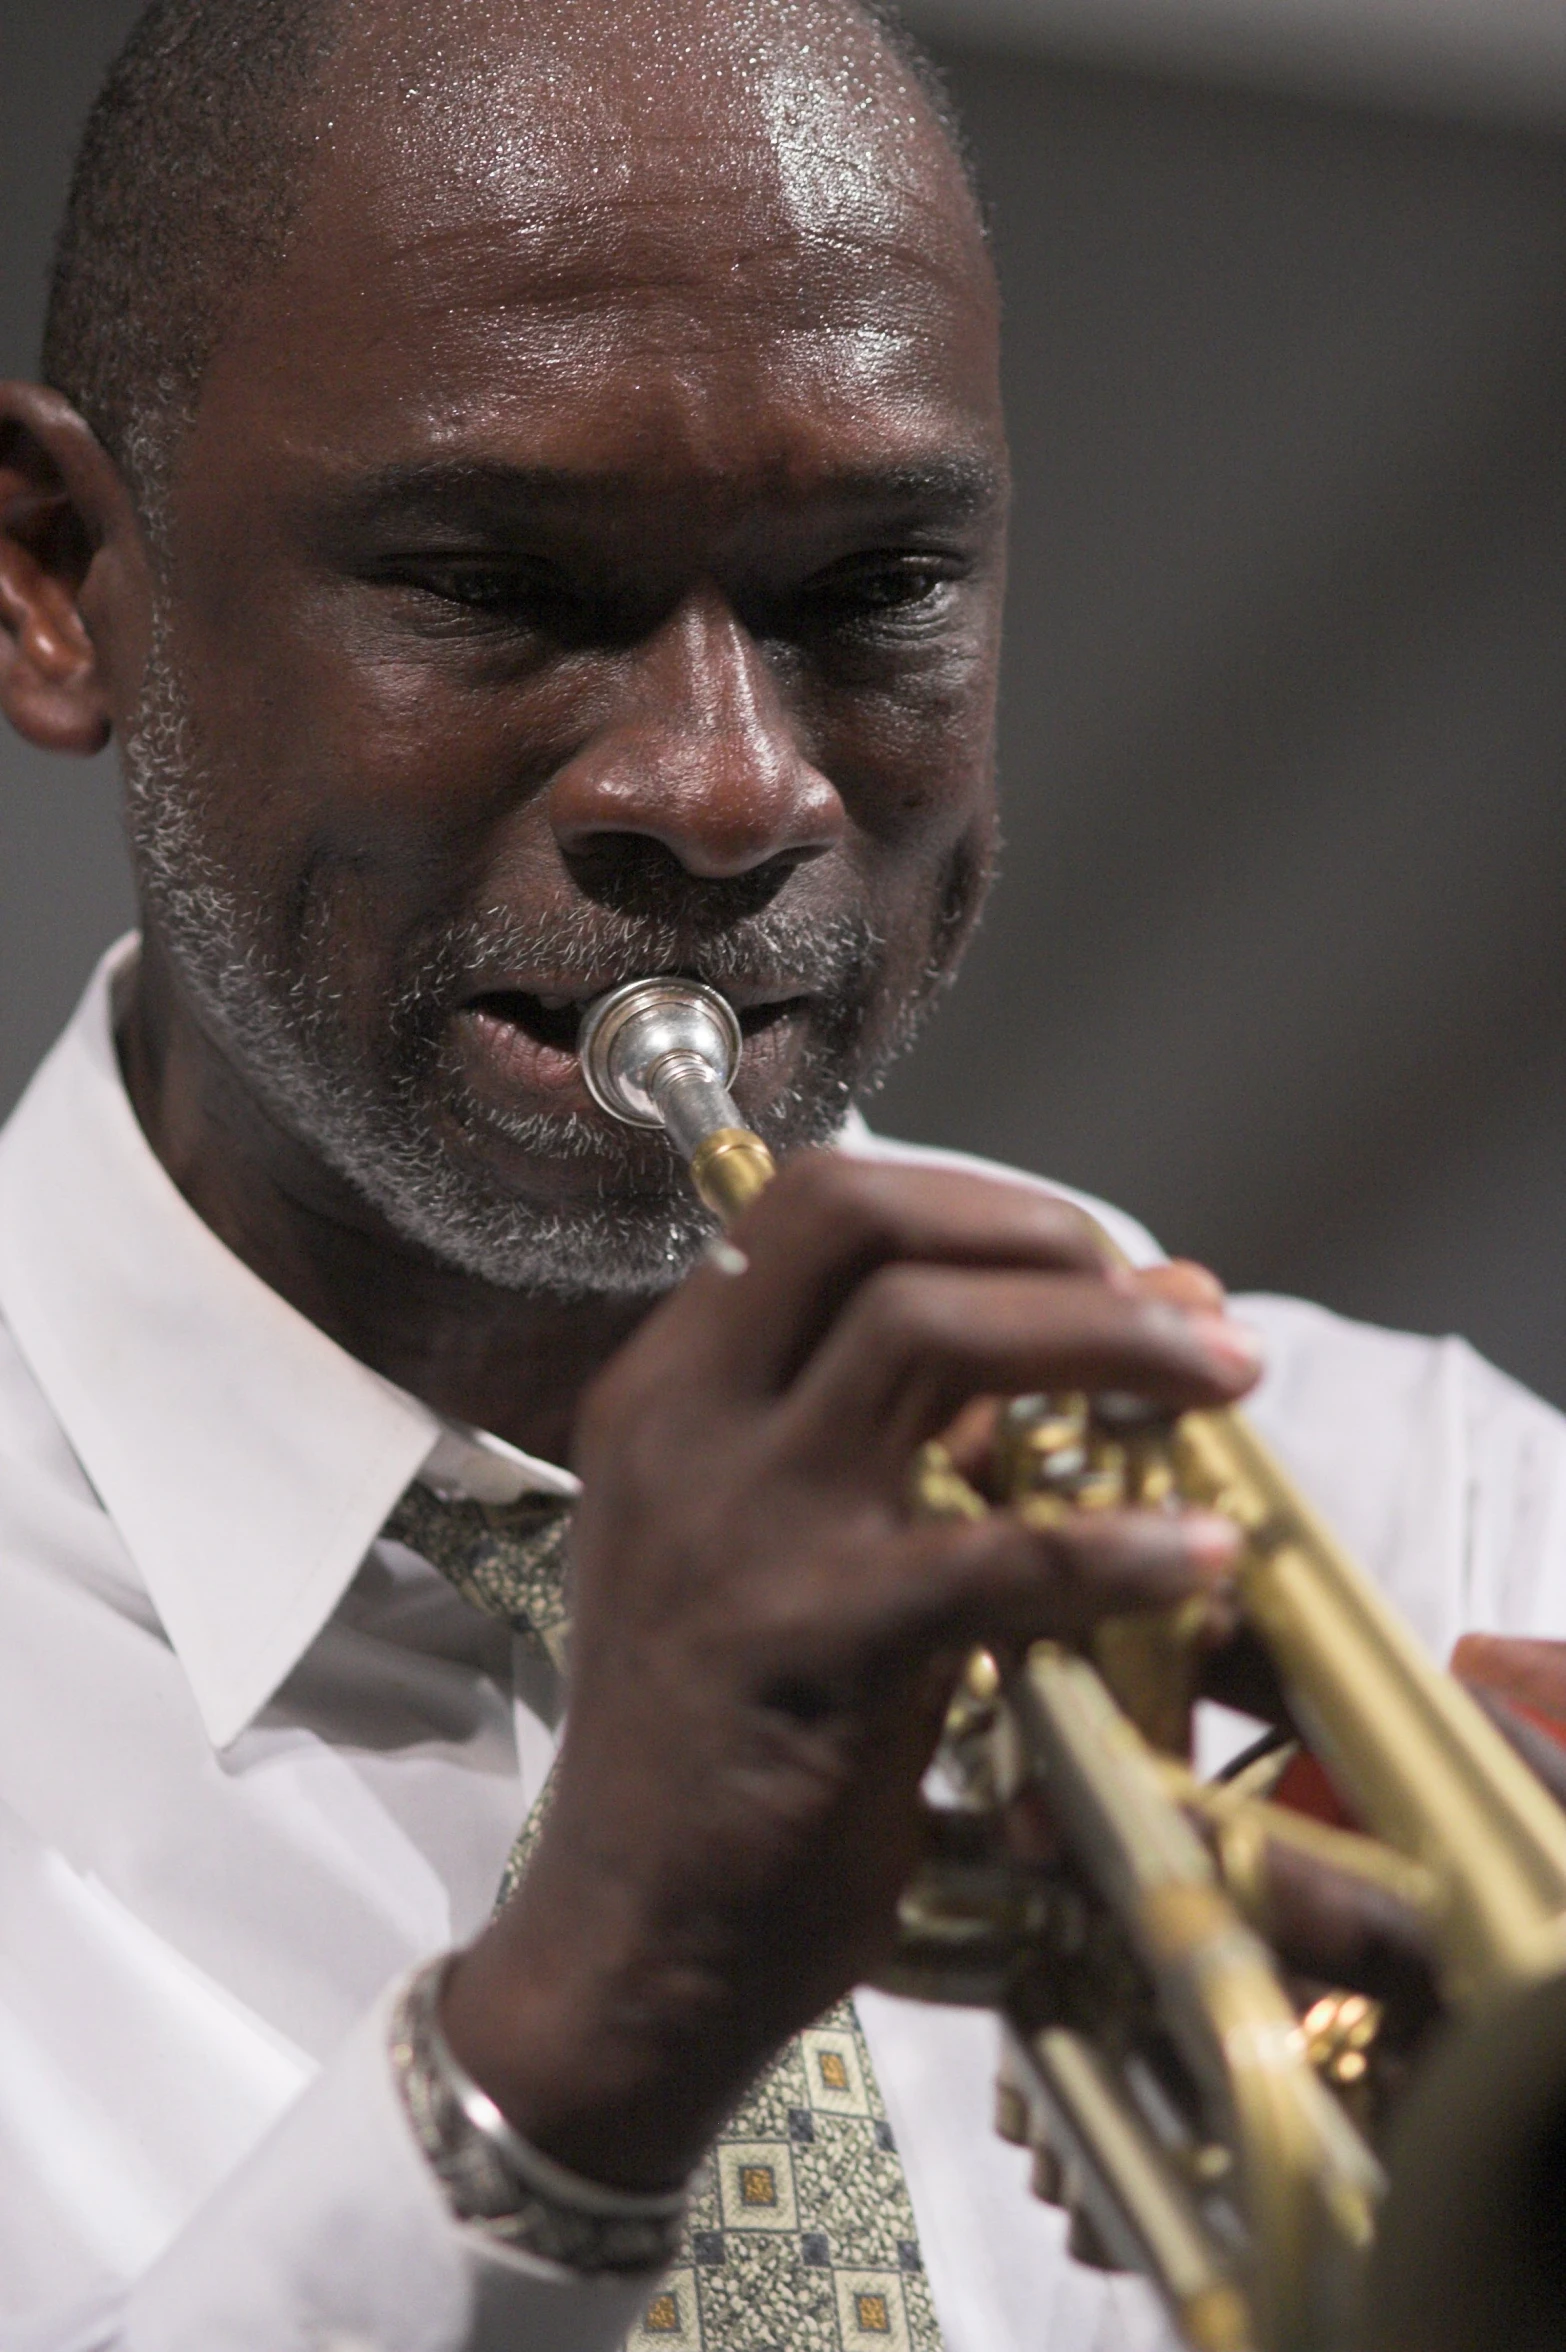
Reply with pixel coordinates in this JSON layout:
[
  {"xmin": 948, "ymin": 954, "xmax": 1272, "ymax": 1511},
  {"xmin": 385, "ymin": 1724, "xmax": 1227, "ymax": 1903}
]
[
  {"xmin": 394, "ymin": 1955, "xmax": 694, "ymax": 2271},
  {"xmin": 441, "ymin": 1912, "xmax": 748, "ymax": 2194}
]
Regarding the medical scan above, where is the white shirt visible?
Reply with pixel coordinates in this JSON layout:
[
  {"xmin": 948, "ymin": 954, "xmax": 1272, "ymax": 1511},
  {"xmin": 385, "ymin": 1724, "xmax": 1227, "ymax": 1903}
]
[{"xmin": 3, "ymin": 940, "xmax": 1566, "ymax": 2352}]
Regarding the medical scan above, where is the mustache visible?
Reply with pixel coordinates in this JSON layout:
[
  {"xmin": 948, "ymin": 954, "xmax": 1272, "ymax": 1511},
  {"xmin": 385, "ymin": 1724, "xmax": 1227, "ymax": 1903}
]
[{"xmin": 384, "ymin": 897, "xmax": 885, "ymax": 1035}]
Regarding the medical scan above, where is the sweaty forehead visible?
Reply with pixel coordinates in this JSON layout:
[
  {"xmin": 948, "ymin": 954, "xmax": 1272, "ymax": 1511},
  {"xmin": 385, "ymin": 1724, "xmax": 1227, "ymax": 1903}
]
[
  {"xmin": 261, "ymin": 0, "xmax": 988, "ymax": 353},
  {"xmin": 183, "ymin": 0, "xmax": 999, "ymax": 506},
  {"xmin": 310, "ymin": 0, "xmax": 979, "ymax": 250},
  {"xmin": 185, "ymin": 0, "xmax": 1001, "ymax": 516}
]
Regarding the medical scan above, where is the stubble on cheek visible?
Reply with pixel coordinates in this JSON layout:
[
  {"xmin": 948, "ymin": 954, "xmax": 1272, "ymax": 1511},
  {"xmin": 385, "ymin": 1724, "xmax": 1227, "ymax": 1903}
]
[{"xmin": 122, "ymin": 614, "xmax": 995, "ymax": 1289}]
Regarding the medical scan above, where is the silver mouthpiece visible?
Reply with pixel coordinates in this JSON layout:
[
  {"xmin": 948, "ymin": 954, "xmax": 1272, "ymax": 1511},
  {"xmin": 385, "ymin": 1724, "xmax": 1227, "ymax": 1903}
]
[
  {"xmin": 578, "ymin": 977, "xmax": 777, "ymax": 1223},
  {"xmin": 578, "ymin": 977, "xmax": 744, "ymax": 1151}
]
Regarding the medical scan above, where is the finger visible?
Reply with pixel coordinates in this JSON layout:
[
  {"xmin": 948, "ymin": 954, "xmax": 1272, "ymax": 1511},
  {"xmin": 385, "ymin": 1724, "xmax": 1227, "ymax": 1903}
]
[
  {"xmin": 1137, "ymin": 1259, "xmax": 1228, "ymax": 1314},
  {"xmin": 940, "ymin": 1393, "xmax": 1006, "ymax": 1486},
  {"xmin": 1264, "ymin": 1843, "xmax": 1441, "ymax": 2030},
  {"xmin": 669, "ymin": 1154, "xmax": 1122, "ymax": 1398},
  {"xmin": 779, "ymin": 1265, "xmax": 1261, "ymax": 1486},
  {"xmin": 861, "ymin": 1504, "xmax": 1243, "ymax": 1660}
]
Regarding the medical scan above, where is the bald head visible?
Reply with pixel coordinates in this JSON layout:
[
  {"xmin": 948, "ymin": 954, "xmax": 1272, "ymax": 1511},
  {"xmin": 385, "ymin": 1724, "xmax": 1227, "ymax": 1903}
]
[{"xmin": 43, "ymin": 0, "xmax": 983, "ymax": 521}]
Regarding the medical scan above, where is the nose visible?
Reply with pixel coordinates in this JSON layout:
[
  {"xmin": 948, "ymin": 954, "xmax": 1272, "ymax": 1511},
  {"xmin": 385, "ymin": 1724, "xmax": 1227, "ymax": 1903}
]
[{"xmin": 547, "ymin": 590, "xmax": 845, "ymax": 880}]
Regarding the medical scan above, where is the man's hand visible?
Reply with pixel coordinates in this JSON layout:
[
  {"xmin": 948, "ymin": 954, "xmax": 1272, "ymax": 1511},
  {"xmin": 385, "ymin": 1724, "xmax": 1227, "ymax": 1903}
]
[{"xmin": 442, "ymin": 1155, "xmax": 1260, "ymax": 2189}]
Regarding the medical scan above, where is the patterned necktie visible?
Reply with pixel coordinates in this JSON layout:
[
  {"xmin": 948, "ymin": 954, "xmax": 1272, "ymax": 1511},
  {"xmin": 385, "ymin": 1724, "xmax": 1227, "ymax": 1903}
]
[{"xmin": 382, "ymin": 1480, "xmax": 944, "ymax": 2352}]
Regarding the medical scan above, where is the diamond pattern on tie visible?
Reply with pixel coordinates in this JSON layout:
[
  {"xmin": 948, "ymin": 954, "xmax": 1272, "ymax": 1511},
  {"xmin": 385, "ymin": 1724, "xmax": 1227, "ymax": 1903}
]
[
  {"xmin": 383, "ymin": 1478, "xmax": 943, "ymax": 2350},
  {"xmin": 382, "ymin": 1481, "xmax": 574, "ymax": 1675}
]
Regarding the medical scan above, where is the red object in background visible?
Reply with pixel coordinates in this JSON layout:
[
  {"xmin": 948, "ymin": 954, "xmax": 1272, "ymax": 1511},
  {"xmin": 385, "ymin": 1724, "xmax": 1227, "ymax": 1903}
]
[
  {"xmin": 1271, "ymin": 1748, "xmax": 1358, "ymax": 1831},
  {"xmin": 1450, "ymin": 1634, "xmax": 1566, "ymax": 1752}
]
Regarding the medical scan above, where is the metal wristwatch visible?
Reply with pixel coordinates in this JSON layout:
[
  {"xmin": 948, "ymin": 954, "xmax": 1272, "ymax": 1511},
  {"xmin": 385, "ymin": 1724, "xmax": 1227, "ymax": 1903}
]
[{"xmin": 390, "ymin": 1955, "xmax": 689, "ymax": 2273}]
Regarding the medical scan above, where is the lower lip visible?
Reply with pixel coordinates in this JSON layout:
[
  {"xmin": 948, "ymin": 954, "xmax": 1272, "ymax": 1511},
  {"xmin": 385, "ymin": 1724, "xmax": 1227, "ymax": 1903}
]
[{"xmin": 460, "ymin": 1004, "xmax": 583, "ymax": 1098}]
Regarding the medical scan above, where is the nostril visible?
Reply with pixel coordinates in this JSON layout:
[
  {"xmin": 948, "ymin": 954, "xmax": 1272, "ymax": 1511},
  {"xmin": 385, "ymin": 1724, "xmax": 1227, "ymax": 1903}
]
[
  {"xmin": 551, "ymin": 788, "xmax": 838, "ymax": 882},
  {"xmin": 563, "ymin": 835, "xmax": 817, "ymax": 920}
]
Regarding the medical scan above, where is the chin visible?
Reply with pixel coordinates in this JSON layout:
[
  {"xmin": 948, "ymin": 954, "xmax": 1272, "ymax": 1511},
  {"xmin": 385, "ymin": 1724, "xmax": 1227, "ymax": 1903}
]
[{"xmin": 373, "ymin": 1174, "xmax": 716, "ymax": 1299}]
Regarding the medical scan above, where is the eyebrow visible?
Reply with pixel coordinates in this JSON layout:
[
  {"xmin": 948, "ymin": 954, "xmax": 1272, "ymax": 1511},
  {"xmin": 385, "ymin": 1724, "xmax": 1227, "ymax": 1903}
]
[{"xmin": 312, "ymin": 455, "xmax": 1005, "ymax": 539}]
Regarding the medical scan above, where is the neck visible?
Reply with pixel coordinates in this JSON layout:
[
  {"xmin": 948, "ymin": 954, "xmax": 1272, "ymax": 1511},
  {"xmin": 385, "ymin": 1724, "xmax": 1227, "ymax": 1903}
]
[{"xmin": 117, "ymin": 941, "xmax": 657, "ymax": 1465}]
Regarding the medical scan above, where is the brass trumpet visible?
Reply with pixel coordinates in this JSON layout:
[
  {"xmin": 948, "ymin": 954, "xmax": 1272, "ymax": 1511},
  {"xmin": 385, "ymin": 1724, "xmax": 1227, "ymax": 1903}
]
[{"xmin": 578, "ymin": 976, "xmax": 1566, "ymax": 2352}]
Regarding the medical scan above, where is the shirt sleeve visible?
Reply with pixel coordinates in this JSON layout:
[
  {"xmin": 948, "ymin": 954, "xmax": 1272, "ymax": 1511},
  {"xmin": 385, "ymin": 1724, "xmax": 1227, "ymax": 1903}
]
[{"xmin": 105, "ymin": 1978, "xmax": 658, "ymax": 2352}]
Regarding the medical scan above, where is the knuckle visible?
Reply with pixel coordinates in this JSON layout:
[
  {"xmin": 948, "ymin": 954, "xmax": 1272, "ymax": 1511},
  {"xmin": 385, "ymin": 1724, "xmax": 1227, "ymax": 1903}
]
[
  {"xmin": 768, "ymin": 1145, "xmax": 858, "ymax": 1213},
  {"xmin": 770, "ymin": 1150, "xmax": 905, "ymax": 1256},
  {"xmin": 1021, "ymin": 1189, "xmax": 1104, "ymax": 1260},
  {"xmin": 850, "ymin": 1260, "xmax": 942, "ymax": 1355},
  {"xmin": 910, "ymin": 1521, "xmax": 1036, "ymax": 1631}
]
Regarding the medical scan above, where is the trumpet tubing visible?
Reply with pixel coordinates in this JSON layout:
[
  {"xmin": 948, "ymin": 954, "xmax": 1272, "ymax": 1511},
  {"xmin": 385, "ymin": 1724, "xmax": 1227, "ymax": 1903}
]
[
  {"xmin": 579, "ymin": 975, "xmax": 1566, "ymax": 2352},
  {"xmin": 1172, "ymin": 1407, "xmax": 1566, "ymax": 2006}
]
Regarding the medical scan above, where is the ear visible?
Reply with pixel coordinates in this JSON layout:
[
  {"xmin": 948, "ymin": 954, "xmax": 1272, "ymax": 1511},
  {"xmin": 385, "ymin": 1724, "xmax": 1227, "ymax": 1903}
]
[{"xmin": 0, "ymin": 383, "xmax": 145, "ymax": 757}]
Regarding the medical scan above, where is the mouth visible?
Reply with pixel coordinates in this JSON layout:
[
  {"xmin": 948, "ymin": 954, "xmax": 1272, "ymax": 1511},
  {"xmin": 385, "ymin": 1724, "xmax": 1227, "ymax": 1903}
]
[{"xmin": 456, "ymin": 980, "xmax": 810, "ymax": 1106}]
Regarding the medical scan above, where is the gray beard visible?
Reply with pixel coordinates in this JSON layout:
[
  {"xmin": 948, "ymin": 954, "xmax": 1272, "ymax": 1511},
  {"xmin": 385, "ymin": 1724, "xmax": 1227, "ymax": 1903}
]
[{"xmin": 122, "ymin": 615, "xmax": 960, "ymax": 1298}]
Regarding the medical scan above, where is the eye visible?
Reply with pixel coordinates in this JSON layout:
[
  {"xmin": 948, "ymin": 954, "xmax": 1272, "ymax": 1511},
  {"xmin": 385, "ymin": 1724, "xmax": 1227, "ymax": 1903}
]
[
  {"xmin": 427, "ymin": 564, "xmax": 528, "ymax": 609},
  {"xmin": 803, "ymin": 552, "xmax": 965, "ymax": 630},
  {"xmin": 378, "ymin": 557, "xmax": 575, "ymax": 626}
]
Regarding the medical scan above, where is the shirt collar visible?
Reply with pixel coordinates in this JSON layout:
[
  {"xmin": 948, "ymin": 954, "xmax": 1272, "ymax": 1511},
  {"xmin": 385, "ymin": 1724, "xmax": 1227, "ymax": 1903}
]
[{"xmin": 0, "ymin": 939, "xmax": 578, "ymax": 1750}]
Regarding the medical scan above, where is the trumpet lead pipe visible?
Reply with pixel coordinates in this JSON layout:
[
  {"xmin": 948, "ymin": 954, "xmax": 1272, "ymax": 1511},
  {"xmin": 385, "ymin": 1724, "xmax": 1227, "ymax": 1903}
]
[{"xmin": 577, "ymin": 976, "xmax": 776, "ymax": 1223}]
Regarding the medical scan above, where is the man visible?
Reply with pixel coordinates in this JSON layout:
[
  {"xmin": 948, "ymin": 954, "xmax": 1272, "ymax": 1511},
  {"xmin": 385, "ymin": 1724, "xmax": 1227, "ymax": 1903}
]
[{"xmin": 2, "ymin": 2, "xmax": 1564, "ymax": 2348}]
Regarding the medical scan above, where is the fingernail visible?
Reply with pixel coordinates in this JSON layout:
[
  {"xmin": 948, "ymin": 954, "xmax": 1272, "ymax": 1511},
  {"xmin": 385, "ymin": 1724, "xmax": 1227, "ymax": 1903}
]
[
  {"xmin": 1187, "ymin": 1312, "xmax": 1263, "ymax": 1376},
  {"xmin": 703, "ymin": 1237, "xmax": 750, "ymax": 1278},
  {"xmin": 1183, "ymin": 1511, "xmax": 1243, "ymax": 1574}
]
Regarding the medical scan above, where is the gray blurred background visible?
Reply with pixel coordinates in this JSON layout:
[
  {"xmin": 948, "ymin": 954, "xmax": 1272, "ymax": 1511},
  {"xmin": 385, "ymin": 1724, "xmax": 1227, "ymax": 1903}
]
[{"xmin": 2, "ymin": 2, "xmax": 1564, "ymax": 1395}]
